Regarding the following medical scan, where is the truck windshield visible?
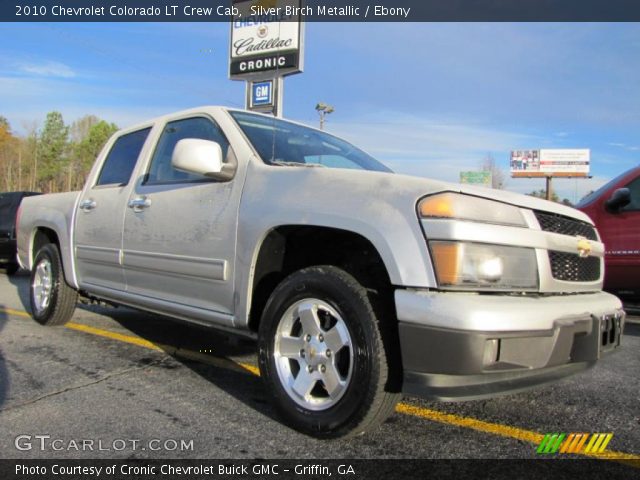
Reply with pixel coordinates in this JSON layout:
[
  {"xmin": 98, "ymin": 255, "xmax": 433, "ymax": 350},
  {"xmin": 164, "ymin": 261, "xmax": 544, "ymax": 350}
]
[{"xmin": 229, "ymin": 111, "xmax": 393, "ymax": 173}]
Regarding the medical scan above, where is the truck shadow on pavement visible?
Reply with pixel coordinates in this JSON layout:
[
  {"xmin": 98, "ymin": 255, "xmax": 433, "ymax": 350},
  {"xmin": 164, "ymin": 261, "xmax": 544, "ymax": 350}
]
[
  {"xmin": 6, "ymin": 270, "xmax": 31, "ymax": 313},
  {"xmin": 623, "ymin": 322, "xmax": 639, "ymax": 337},
  {"xmin": 78, "ymin": 304, "xmax": 285, "ymax": 427},
  {"xmin": 6, "ymin": 273, "xmax": 285, "ymax": 429},
  {"xmin": 0, "ymin": 308, "xmax": 9, "ymax": 410}
]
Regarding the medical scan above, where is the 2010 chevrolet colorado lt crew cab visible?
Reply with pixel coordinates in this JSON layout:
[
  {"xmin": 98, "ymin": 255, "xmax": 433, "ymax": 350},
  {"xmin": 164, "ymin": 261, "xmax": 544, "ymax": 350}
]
[{"xmin": 16, "ymin": 107, "xmax": 624, "ymax": 437}]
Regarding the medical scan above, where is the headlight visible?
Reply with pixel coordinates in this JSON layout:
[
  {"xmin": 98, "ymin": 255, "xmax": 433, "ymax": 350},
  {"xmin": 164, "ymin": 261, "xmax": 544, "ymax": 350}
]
[
  {"xmin": 429, "ymin": 241, "xmax": 538, "ymax": 291},
  {"xmin": 419, "ymin": 192, "xmax": 526, "ymax": 227}
]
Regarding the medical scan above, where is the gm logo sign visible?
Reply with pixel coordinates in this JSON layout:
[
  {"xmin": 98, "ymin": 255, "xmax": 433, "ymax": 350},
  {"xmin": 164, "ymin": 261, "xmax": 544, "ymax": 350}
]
[{"xmin": 251, "ymin": 80, "xmax": 274, "ymax": 108}]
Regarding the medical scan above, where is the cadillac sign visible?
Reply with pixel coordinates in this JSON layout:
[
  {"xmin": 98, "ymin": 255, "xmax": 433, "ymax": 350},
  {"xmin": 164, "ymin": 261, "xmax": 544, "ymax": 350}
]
[{"xmin": 230, "ymin": 0, "xmax": 304, "ymax": 79}]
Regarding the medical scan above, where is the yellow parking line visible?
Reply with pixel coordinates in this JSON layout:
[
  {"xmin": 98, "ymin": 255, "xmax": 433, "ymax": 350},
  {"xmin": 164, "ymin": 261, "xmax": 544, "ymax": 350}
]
[
  {"xmin": 2, "ymin": 307, "xmax": 30, "ymax": 318},
  {"xmin": 65, "ymin": 321, "xmax": 259, "ymax": 376},
  {"xmin": 1, "ymin": 306, "xmax": 639, "ymax": 465},
  {"xmin": 66, "ymin": 322, "xmax": 164, "ymax": 352},
  {"xmin": 395, "ymin": 404, "xmax": 639, "ymax": 465}
]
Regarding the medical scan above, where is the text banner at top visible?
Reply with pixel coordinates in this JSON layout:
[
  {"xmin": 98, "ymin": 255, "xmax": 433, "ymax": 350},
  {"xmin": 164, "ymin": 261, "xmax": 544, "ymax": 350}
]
[{"xmin": 3, "ymin": 0, "xmax": 640, "ymax": 22}]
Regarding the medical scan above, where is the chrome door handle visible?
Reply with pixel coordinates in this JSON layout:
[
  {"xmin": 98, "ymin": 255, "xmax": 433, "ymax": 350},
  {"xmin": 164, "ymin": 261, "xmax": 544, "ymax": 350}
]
[
  {"xmin": 128, "ymin": 196, "xmax": 151, "ymax": 212},
  {"xmin": 79, "ymin": 199, "xmax": 96, "ymax": 211}
]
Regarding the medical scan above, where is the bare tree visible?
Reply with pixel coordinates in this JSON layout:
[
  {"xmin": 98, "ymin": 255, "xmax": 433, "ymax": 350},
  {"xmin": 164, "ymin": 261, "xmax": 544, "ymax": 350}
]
[
  {"xmin": 480, "ymin": 153, "xmax": 507, "ymax": 189},
  {"xmin": 70, "ymin": 115, "xmax": 100, "ymax": 143}
]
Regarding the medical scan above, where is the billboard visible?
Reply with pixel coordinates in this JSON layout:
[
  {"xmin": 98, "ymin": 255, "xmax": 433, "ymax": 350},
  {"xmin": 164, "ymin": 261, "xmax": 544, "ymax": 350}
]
[
  {"xmin": 510, "ymin": 149, "xmax": 590, "ymax": 177},
  {"xmin": 230, "ymin": 0, "xmax": 304, "ymax": 79},
  {"xmin": 460, "ymin": 171, "xmax": 492, "ymax": 187}
]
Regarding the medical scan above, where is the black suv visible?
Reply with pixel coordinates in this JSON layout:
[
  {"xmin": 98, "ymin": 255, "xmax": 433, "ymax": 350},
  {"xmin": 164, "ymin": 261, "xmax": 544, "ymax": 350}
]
[{"xmin": 0, "ymin": 191, "xmax": 41, "ymax": 274}]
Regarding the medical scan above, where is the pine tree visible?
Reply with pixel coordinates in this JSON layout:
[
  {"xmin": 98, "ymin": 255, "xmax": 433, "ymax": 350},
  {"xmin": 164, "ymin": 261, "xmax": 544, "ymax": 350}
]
[{"xmin": 38, "ymin": 111, "xmax": 69, "ymax": 192}]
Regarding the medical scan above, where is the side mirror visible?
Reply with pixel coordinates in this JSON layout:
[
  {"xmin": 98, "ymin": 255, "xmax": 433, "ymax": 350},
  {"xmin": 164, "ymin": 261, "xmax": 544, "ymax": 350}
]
[
  {"xmin": 604, "ymin": 187, "xmax": 631, "ymax": 213},
  {"xmin": 172, "ymin": 138, "xmax": 224, "ymax": 179}
]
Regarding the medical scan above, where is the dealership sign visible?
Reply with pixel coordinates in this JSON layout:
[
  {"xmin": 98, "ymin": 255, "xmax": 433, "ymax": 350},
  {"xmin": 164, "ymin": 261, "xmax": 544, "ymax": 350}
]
[
  {"xmin": 510, "ymin": 149, "xmax": 590, "ymax": 177},
  {"xmin": 229, "ymin": 0, "xmax": 304, "ymax": 79}
]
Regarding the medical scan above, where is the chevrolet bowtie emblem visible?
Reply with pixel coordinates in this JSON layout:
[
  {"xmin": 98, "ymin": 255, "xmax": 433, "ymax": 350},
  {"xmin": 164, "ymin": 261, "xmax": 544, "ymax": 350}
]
[{"xmin": 577, "ymin": 237, "xmax": 592, "ymax": 258}]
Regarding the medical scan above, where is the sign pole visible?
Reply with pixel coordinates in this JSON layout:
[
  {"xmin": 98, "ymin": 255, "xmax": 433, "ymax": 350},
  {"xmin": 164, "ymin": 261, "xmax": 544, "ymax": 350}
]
[
  {"xmin": 546, "ymin": 176, "xmax": 553, "ymax": 201},
  {"xmin": 229, "ymin": 0, "xmax": 304, "ymax": 116},
  {"xmin": 275, "ymin": 76, "xmax": 284, "ymax": 118}
]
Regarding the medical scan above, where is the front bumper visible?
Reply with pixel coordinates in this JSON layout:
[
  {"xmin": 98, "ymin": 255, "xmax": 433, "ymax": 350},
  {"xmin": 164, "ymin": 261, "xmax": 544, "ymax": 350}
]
[{"xmin": 396, "ymin": 290, "xmax": 624, "ymax": 401}]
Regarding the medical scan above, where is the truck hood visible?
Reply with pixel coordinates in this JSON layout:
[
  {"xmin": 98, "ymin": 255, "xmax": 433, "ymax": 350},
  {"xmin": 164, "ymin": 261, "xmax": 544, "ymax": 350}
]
[
  {"xmin": 311, "ymin": 168, "xmax": 595, "ymax": 225},
  {"xmin": 454, "ymin": 182, "xmax": 594, "ymax": 224}
]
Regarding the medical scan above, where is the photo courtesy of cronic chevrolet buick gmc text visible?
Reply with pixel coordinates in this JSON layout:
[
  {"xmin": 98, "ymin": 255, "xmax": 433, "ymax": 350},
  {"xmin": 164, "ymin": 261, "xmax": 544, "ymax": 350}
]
[
  {"xmin": 16, "ymin": 107, "xmax": 625, "ymax": 438},
  {"xmin": 577, "ymin": 165, "xmax": 640, "ymax": 307}
]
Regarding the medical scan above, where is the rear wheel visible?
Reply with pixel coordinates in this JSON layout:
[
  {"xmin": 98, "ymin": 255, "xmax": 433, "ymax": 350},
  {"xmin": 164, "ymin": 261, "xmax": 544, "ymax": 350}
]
[
  {"xmin": 30, "ymin": 243, "xmax": 77, "ymax": 326},
  {"xmin": 258, "ymin": 266, "xmax": 400, "ymax": 438}
]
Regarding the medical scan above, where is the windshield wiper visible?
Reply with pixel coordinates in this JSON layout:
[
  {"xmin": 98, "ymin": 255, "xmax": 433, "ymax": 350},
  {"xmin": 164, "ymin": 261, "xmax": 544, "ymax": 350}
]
[{"xmin": 271, "ymin": 160, "xmax": 326, "ymax": 168}]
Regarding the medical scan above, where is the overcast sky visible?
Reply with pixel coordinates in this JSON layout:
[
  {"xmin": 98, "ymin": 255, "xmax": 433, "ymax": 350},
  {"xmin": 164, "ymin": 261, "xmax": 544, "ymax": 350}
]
[{"xmin": 1, "ymin": 22, "xmax": 638, "ymax": 201}]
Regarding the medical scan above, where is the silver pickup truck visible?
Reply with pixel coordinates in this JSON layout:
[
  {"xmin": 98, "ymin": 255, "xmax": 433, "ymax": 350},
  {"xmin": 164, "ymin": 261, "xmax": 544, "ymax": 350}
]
[{"xmin": 17, "ymin": 106, "xmax": 624, "ymax": 438}]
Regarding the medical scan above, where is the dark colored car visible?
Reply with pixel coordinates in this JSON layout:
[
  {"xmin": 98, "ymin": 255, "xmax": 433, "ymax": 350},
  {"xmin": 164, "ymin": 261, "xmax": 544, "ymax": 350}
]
[
  {"xmin": 0, "ymin": 191, "xmax": 41, "ymax": 274},
  {"xmin": 577, "ymin": 165, "xmax": 640, "ymax": 304}
]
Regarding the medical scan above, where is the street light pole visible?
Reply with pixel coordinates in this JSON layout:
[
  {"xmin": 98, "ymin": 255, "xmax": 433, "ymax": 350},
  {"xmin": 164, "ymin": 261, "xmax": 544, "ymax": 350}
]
[{"xmin": 315, "ymin": 103, "xmax": 334, "ymax": 130}]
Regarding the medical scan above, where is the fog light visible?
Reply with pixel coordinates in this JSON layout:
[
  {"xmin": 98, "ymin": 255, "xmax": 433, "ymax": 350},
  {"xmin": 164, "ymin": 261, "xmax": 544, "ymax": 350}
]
[{"xmin": 483, "ymin": 339, "xmax": 500, "ymax": 366}]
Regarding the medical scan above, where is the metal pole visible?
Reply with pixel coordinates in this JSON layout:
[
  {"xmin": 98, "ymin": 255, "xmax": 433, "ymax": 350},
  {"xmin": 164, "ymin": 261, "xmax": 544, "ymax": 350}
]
[
  {"xmin": 546, "ymin": 176, "xmax": 553, "ymax": 201},
  {"xmin": 275, "ymin": 76, "xmax": 284, "ymax": 118}
]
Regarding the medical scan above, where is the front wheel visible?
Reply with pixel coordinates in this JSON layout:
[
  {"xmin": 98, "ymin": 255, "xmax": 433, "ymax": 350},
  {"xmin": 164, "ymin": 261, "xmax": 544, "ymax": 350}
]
[
  {"xmin": 30, "ymin": 243, "xmax": 78, "ymax": 326},
  {"xmin": 258, "ymin": 266, "xmax": 400, "ymax": 438}
]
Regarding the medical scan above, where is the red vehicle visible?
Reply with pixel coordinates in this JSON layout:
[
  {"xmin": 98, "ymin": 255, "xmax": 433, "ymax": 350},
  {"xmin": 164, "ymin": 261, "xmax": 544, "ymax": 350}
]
[{"xmin": 577, "ymin": 165, "xmax": 640, "ymax": 305}]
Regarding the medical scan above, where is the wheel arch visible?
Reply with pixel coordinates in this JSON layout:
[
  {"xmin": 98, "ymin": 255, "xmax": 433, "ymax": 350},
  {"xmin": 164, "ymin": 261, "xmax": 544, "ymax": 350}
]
[
  {"xmin": 29, "ymin": 225, "xmax": 75, "ymax": 288},
  {"xmin": 245, "ymin": 224, "xmax": 397, "ymax": 334}
]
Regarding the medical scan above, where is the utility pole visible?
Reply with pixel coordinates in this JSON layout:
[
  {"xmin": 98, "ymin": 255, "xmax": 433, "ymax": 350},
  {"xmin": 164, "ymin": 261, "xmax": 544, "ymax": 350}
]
[{"xmin": 315, "ymin": 103, "xmax": 334, "ymax": 130}]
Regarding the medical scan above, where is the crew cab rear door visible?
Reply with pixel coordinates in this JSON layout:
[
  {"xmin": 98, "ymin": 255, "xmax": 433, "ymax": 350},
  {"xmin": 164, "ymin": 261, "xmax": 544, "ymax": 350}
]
[
  {"xmin": 121, "ymin": 114, "xmax": 240, "ymax": 326},
  {"xmin": 74, "ymin": 127, "xmax": 152, "ymax": 292}
]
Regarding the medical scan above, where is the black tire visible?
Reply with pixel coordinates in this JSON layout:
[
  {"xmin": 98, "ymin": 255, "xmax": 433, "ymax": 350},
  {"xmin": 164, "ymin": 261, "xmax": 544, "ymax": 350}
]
[
  {"xmin": 3, "ymin": 263, "xmax": 19, "ymax": 275},
  {"xmin": 258, "ymin": 265, "xmax": 401, "ymax": 438},
  {"xmin": 30, "ymin": 243, "xmax": 78, "ymax": 326}
]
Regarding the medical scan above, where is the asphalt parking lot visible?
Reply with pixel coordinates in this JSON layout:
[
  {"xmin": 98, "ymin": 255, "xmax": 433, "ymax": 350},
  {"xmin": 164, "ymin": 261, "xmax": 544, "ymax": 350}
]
[{"xmin": 0, "ymin": 272, "xmax": 638, "ymax": 463}]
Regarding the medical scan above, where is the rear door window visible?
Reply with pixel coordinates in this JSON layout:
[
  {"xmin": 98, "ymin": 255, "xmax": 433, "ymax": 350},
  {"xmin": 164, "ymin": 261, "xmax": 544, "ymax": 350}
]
[{"xmin": 96, "ymin": 128, "xmax": 151, "ymax": 187}]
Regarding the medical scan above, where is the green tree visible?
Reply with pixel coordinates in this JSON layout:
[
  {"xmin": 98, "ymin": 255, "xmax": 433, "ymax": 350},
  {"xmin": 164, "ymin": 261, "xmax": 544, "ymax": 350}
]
[
  {"xmin": 75, "ymin": 120, "xmax": 118, "ymax": 170},
  {"xmin": 70, "ymin": 120, "xmax": 118, "ymax": 190},
  {"xmin": 38, "ymin": 111, "xmax": 69, "ymax": 191},
  {"xmin": 527, "ymin": 188, "xmax": 572, "ymax": 205},
  {"xmin": 528, "ymin": 189, "xmax": 559, "ymax": 202}
]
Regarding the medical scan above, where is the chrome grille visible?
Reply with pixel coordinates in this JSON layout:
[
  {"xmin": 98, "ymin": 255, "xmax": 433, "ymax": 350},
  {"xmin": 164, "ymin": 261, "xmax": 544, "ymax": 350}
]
[
  {"xmin": 548, "ymin": 251, "xmax": 600, "ymax": 282},
  {"xmin": 535, "ymin": 211, "xmax": 597, "ymax": 240}
]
